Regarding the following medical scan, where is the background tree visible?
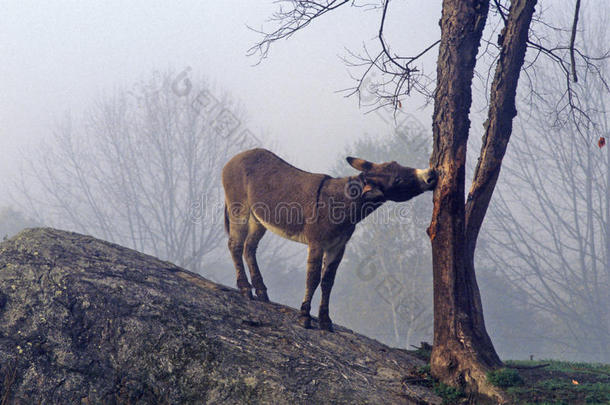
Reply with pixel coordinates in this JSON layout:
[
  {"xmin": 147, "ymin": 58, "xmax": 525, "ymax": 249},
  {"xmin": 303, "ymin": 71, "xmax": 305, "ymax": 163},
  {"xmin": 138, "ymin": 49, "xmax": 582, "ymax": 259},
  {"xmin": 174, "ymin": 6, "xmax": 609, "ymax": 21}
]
[
  {"xmin": 15, "ymin": 70, "xmax": 285, "ymax": 278},
  {"xmin": 481, "ymin": 17, "xmax": 609, "ymax": 361},
  {"xmin": 251, "ymin": 0, "xmax": 606, "ymax": 399}
]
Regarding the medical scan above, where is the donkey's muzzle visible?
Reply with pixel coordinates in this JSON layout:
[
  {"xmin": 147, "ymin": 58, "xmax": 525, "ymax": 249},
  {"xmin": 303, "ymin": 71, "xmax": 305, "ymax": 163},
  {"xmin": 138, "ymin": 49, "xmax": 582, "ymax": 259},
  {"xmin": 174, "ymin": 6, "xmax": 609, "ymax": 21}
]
[
  {"xmin": 417, "ymin": 168, "xmax": 437, "ymax": 189},
  {"xmin": 424, "ymin": 170, "xmax": 437, "ymax": 186}
]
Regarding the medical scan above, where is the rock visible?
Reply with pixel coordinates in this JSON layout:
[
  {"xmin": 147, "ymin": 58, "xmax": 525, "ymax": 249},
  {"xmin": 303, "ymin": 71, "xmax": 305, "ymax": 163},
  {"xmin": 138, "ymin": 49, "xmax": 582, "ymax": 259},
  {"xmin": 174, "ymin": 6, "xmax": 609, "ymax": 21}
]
[{"xmin": 0, "ymin": 228, "xmax": 441, "ymax": 404}]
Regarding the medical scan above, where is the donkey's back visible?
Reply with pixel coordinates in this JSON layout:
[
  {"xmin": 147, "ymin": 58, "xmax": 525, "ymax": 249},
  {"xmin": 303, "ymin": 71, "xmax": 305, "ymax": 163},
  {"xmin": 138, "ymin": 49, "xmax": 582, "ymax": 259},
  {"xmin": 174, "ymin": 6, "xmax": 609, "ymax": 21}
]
[
  {"xmin": 222, "ymin": 148, "xmax": 326, "ymax": 217},
  {"xmin": 223, "ymin": 148, "xmax": 327, "ymax": 243}
]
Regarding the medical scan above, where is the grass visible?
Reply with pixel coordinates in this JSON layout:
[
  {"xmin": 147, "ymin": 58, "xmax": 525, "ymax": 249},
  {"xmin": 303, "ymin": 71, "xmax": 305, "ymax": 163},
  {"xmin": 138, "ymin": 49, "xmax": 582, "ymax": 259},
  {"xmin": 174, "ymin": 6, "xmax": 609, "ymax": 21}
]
[
  {"xmin": 487, "ymin": 367, "xmax": 524, "ymax": 388},
  {"xmin": 500, "ymin": 360, "xmax": 610, "ymax": 404},
  {"xmin": 433, "ymin": 382, "xmax": 465, "ymax": 404},
  {"xmin": 410, "ymin": 342, "xmax": 432, "ymax": 362},
  {"xmin": 404, "ymin": 348, "xmax": 610, "ymax": 405}
]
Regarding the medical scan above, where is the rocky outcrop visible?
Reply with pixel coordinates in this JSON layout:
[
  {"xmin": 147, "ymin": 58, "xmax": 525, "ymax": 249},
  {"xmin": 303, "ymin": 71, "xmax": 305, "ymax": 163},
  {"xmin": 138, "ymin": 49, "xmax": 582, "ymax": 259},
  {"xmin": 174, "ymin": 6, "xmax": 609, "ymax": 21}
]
[{"xmin": 0, "ymin": 228, "xmax": 440, "ymax": 404}]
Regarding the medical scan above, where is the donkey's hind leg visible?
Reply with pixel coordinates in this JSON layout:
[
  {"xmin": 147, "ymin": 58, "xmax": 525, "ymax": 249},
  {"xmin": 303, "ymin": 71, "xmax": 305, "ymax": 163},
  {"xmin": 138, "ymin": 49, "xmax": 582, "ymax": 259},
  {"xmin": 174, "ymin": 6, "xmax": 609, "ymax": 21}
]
[
  {"xmin": 227, "ymin": 210, "xmax": 253, "ymax": 299},
  {"xmin": 243, "ymin": 216, "xmax": 269, "ymax": 302}
]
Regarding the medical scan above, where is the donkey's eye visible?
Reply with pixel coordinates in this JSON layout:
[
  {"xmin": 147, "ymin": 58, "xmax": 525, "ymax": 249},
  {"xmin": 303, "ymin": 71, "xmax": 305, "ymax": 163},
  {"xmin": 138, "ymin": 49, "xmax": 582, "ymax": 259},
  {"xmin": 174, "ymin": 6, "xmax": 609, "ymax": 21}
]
[{"xmin": 393, "ymin": 177, "xmax": 404, "ymax": 185}]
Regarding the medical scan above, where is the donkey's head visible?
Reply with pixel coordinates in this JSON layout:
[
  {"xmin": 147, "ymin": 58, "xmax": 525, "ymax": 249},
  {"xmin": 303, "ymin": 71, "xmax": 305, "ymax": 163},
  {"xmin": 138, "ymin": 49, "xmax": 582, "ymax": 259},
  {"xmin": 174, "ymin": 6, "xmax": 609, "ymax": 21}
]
[{"xmin": 346, "ymin": 156, "xmax": 437, "ymax": 202}]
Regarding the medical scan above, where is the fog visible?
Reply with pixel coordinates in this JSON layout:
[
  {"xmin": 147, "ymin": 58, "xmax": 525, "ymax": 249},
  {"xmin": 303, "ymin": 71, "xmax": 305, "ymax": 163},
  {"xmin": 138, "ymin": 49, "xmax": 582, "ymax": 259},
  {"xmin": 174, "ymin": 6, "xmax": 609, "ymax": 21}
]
[
  {"xmin": 0, "ymin": 0, "xmax": 440, "ymax": 180},
  {"xmin": 1, "ymin": 1, "xmax": 608, "ymax": 363}
]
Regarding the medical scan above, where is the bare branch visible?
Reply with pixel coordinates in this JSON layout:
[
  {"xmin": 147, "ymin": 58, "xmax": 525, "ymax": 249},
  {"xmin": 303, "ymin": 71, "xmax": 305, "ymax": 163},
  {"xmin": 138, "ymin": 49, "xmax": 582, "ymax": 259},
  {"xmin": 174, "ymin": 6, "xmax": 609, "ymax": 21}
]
[
  {"xmin": 521, "ymin": 15, "xmax": 609, "ymax": 128},
  {"xmin": 492, "ymin": 0, "xmax": 508, "ymax": 25},
  {"xmin": 569, "ymin": 0, "xmax": 581, "ymax": 82},
  {"xmin": 378, "ymin": 0, "xmax": 406, "ymax": 73},
  {"xmin": 251, "ymin": 0, "xmax": 439, "ymax": 109},
  {"xmin": 465, "ymin": 0, "xmax": 537, "ymax": 254},
  {"xmin": 247, "ymin": 0, "xmax": 352, "ymax": 62},
  {"xmin": 339, "ymin": 37, "xmax": 439, "ymax": 110}
]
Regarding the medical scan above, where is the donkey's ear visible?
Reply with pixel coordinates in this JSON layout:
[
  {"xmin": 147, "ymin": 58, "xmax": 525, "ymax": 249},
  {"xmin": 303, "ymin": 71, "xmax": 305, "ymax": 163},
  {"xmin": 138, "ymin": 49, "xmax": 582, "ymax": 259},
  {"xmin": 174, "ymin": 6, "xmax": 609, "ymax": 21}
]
[{"xmin": 346, "ymin": 157, "xmax": 374, "ymax": 172}]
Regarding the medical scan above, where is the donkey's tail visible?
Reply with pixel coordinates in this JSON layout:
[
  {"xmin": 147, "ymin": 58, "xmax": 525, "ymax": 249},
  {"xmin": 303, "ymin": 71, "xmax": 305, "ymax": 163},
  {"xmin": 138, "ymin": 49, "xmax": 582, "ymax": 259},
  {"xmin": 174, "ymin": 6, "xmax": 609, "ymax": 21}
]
[{"xmin": 224, "ymin": 203, "xmax": 230, "ymax": 234}]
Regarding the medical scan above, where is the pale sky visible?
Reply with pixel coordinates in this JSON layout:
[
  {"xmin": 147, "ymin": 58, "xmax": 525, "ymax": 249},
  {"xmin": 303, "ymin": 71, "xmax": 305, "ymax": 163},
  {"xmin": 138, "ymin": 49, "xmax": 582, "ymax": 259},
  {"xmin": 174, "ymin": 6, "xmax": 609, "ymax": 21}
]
[{"xmin": 1, "ymin": 0, "xmax": 441, "ymax": 191}]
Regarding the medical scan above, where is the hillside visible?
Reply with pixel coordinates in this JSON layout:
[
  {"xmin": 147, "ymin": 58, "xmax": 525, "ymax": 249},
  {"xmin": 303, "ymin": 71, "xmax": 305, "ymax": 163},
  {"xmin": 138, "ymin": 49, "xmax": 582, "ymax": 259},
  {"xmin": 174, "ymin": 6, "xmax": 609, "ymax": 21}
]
[{"xmin": 0, "ymin": 228, "xmax": 441, "ymax": 404}]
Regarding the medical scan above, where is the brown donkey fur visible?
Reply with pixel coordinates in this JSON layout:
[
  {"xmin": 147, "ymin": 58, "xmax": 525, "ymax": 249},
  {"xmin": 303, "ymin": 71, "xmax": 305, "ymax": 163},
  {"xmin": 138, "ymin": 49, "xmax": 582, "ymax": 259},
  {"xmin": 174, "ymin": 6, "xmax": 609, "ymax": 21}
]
[{"xmin": 222, "ymin": 148, "xmax": 436, "ymax": 331}]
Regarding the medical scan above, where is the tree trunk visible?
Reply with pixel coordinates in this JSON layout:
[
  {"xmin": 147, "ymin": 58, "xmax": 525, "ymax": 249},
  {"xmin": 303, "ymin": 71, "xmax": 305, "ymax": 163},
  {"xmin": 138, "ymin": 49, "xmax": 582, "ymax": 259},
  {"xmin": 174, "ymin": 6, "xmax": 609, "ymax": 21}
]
[
  {"xmin": 606, "ymin": 130, "xmax": 610, "ymax": 306},
  {"xmin": 428, "ymin": 0, "xmax": 537, "ymax": 401}
]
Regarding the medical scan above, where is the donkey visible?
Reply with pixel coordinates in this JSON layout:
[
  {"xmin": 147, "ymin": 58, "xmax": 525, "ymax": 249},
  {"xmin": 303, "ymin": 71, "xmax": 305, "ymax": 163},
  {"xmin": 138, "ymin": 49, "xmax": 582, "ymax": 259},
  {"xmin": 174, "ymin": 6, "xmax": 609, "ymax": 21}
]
[{"xmin": 222, "ymin": 148, "xmax": 436, "ymax": 331}]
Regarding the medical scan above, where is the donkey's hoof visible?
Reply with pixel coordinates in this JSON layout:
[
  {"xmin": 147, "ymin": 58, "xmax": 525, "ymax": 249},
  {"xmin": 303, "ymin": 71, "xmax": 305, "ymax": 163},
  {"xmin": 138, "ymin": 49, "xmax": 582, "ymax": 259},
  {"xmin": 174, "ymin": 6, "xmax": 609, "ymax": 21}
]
[
  {"xmin": 240, "ymin": 288, "xmax": 254, "ymax": 300},
  {"xmin": 319, "ymin": 320, "xmax": 334, "ymax": 332},
  {"xmin": 298, "ymin": 315, "xmax": 312, "ymax": 329},
  {"xmin": 255, "ymin": 289, "xmax": 269, "ymax": 302}
]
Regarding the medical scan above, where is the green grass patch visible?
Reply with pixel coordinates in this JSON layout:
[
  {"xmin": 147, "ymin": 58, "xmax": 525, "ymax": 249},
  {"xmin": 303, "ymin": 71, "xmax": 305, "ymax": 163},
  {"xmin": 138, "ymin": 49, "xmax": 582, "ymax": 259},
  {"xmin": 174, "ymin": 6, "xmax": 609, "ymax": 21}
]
[
  {"xmin": 417, "ymin": 364, "xmax": 431, "ymax": 375},
  {"xmin": 406, "ymin": 355, "xmax": 609, "ymax": 404},
  {"xmin": 408, "ymin": 342, "xmax": 432, "ymax": 362},
  {"xmin": 487, "ymin": 367, "xmax": 524, "ymax": 388},
  {"xmin": 433, "ymin": 382, "xmax": 465, "ymax": 404},
  {"xmin": 502, "ymin": 360, "xmax": 610, "ymax": 404},
  {"xmin": 505, "ymin": 360, "xmax": 610, "ymax": 375}
]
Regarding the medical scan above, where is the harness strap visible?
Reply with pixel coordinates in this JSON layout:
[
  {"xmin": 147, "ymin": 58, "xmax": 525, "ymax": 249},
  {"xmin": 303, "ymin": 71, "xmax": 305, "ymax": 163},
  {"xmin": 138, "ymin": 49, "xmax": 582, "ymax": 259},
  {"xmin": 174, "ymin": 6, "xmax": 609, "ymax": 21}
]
[{"xmin": 313, "ymin": 175, "xmax": 330, "ymax": 222}]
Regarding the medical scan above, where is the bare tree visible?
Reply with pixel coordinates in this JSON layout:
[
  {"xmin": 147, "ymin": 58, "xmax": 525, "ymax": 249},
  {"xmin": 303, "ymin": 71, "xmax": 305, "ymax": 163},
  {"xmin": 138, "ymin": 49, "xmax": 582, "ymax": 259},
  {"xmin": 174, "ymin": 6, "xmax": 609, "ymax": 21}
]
[
  {"xmin": 250, "ymin": 0, "xmax": 607, "ymax": 399},
  {"xmin": 16, "ymin": 70, "xmax": 257, "ymax": 274},
  {"xmin": 482, "ymin": 18, "xmax": 610, "ymax": 361}
]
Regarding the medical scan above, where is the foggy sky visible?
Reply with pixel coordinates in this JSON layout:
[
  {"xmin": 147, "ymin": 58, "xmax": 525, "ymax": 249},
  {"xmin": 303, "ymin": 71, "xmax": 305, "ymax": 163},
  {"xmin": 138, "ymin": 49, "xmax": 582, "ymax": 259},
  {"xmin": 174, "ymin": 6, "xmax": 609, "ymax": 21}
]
[{"xmin": 1, "ymin": 0, "xmax": 441, "ymax": 204}]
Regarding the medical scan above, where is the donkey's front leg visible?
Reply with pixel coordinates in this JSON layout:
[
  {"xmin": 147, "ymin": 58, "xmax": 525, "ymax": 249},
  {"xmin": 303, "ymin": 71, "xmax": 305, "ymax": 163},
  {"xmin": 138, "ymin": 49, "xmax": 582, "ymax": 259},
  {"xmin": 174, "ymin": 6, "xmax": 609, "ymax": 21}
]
[
  {"xmin": 319, "ymin": 245, "xmax": 345, "ymax": 332},
  {"xmin": 299, "ymin": 244, "xmax": 323, "ymax": 329}
]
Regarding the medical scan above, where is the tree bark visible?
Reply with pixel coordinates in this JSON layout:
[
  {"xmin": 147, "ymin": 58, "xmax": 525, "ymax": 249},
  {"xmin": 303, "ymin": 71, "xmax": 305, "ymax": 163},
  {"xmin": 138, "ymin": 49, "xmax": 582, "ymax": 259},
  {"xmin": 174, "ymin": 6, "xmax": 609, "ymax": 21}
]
[
  {"xmin": 428, "ymin": 0, "xmax": 537, "ymax": 400},
  {"xmin": 604, "ymin": 126, "xmax": 609, "ymax": 359}
]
